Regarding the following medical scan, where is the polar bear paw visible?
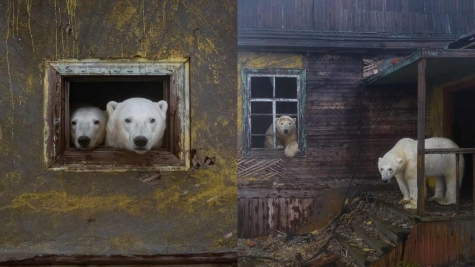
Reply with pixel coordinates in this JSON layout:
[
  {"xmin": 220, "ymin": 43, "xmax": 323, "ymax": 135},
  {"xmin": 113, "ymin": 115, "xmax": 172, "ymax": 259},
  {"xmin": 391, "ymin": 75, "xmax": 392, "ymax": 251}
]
[
  {"xmin": 428, "ymin": 196, "xmax": 443, "ymax": 202},
  {"xmin": 403, "ymin": 199, "xmax": 417, "ymax": 210},
  {"xmin": 399, "ymin": 198, "xmax": 411, "ymax": 205},
  {"xmin": 436, "ymin": 197, "xmax": 456, "ymax": 206},
  {"xmin": 276, "ymin": 145, "xmax": 284, "ymax": 149}
]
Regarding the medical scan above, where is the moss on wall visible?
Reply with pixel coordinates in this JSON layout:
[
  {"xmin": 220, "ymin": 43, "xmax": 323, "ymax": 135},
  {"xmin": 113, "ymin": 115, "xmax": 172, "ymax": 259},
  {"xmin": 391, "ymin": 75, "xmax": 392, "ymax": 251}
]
[{"xmin": 0, "ymin": 0, "xmax": 236, "ymax": 258}]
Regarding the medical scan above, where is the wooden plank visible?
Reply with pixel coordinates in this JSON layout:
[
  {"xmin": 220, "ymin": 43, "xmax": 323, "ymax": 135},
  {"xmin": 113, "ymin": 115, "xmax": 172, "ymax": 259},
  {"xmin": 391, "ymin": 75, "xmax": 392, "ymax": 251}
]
[
  {"xmin": 336, "ymin": 234, "xmax": 370, "ymax": 267},
  {"xmin": 417, "ymin": 58, "xmax": 426, "ymax": 217},
  {"xmin": 352, "ymin": 225, "xmax": 394, "ymax": 255}
]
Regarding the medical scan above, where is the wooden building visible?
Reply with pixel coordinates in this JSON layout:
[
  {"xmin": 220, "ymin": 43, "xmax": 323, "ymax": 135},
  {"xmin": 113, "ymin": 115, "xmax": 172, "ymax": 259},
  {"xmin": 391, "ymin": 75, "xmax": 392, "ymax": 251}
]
[
  {"xmin": 0, "ymin": 1, "xmax": 237, "ymax": 265},
  {"xmin": 238, "ymin": 0, "xmax": 475, "ymax": 265}
]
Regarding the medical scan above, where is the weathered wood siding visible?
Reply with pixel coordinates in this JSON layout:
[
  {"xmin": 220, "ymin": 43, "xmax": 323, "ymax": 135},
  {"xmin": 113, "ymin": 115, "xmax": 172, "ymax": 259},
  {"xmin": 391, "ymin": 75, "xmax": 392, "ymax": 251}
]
[
  {"xmin": 0, "ymin": 0, "xmax": 237, "ymax": 263},
  {"xmin": 284, "ymin": 54, "xmax": 417, "ymax": 182},
  {"xmin": 237, "ymin": 52, "xmax": 418, "ymax": 237},
  {"xmin": 239, "ymin": 0, "xmax": 475, "ymax": 34}
]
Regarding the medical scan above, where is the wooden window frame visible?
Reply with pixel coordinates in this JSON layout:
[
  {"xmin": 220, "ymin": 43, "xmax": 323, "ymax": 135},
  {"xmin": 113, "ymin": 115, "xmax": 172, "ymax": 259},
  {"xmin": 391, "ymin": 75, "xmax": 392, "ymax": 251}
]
[
  {"xmin": 44, "ymin": 59, "xmax": 190, "ymax": 172},
  {"xmin": 241, "ymin": 68, "xmax": 306, "ymax": 158}
]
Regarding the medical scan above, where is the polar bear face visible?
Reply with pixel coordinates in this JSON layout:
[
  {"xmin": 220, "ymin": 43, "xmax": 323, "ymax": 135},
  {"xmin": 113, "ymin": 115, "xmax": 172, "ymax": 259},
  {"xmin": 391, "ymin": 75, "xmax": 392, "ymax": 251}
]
[
  {"xmin": 378, "ymin": 156, "xmax": 403, "ymax": 183},
  {"xmin": 70, "ymin": 107, "xmax": 107, "ymax": 150},
  {"xmin": 106, "ymin": 98, "xmax": 168, "ymax": 154},
  {"xmin": 275, "ymin": 116, "xmax": 296, "ymax": 136}
]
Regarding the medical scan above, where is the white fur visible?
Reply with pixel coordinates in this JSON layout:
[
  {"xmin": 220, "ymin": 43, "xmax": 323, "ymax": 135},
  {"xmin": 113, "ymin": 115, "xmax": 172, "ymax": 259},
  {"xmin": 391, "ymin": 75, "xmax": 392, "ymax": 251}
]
[
  {"xmin": 70, "ymin": 107, "xmax": 107, "ymax": 150},
  {"xmin": 264, "ymin": 116, "xmax": 300, "ymax": 157},
  {"xmin": 378, "ymin": 137, "xmax": 464, "ymax": 210},
  {"xmin": 105, "ymin": 97, "xmax": 168, "ymax": 154}
]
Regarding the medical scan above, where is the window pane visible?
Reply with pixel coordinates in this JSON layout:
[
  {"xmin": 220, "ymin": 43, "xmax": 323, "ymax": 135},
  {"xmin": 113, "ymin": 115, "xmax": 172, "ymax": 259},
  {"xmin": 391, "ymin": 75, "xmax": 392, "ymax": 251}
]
[
  {"xmin": 276, "ymin": 101, "xmax": 298, "ymax": 116},
  {"xmin": 251, "ymin": 76, "xmax": 273, "ymax": 98},
  {"xmin": 251, "ymin": 136, "xmax": 266, "ymax": 148},
  {"xmin": 251, "ymin": 115, "xmax": 273, "ymax": 135},
  {"xmin": 251, "ymin": 101, "xmax": 272, "ymax": 114},
  {"xmin": 275, "ymin": 77, "xmax": 297, "ymax": 98}
]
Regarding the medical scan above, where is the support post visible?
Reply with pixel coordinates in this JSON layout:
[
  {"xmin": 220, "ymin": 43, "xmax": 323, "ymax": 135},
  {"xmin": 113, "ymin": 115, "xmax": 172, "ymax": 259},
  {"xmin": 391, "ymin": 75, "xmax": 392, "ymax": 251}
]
[
  {"xmin": 417, "ymin": 58, "xmax": 426, "ymax": 217},
  {"xmin": 473, "ymin": 155, "xmax": 475, "ymax": 214},
  {"xmin": 456, "ymin": 153, "xmax": 460, "ymax": 214}
]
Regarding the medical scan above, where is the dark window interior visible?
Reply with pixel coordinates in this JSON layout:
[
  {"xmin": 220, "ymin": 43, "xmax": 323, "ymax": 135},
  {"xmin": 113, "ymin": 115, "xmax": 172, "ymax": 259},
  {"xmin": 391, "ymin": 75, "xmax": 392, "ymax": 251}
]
[
  {"xmin": 451, "ymin": 87, "xmax": 475, "ymax": 198},
  {"xmin": 67, "ymin": 77, "xmax": 169, "ymax": 150},
  {"xmin": 249, "ymin": 76, "xmax": 299, "ymax": 149}
]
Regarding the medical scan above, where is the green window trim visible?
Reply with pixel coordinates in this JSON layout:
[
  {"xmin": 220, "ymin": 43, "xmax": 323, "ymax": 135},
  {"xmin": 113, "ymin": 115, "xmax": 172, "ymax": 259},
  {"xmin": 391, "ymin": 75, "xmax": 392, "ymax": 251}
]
[{"xmin": 241, "ymin": 68, "xmax": 306, "ymax": 158}]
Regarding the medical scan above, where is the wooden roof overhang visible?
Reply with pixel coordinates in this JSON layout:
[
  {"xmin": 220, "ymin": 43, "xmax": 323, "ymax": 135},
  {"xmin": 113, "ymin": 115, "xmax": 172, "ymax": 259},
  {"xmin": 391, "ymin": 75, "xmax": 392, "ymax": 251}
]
[
  {"xmin": 362, "ymin": 48, "xmax": 475, "ymax": 218},
  {"xmin": 238, "ymin": 29, "xmax": 464, "ymax": 53}
]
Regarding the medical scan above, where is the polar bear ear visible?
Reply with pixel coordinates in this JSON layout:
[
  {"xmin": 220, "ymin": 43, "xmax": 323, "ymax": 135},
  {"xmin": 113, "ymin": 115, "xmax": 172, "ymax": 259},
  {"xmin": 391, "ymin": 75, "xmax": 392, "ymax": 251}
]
[
  {"xmin": 395, "ymin": 158, "xmax": 403, "ymax": 164},
  {"xmin": 292, "ymin": 118, "xmax": 296, "ymax": 122},
  {"xmin": 378, "ymin": 157, "xmax": 382, "ymax": 163},
  {"xmin": 106, "ymin": 101, "xmax": 118, "ymax": 116},
  {"xmin": 157, "ymin": 100, "xmax": 168, "ymax": 114}
]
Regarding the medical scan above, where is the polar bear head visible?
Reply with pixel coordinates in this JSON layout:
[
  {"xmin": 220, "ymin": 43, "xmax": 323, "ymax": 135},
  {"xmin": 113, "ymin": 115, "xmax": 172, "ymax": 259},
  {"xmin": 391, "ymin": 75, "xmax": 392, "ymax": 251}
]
[
  {"xmin": 70, "ymin": 107, "xmax": 107, "ymax": 150},
  {"xmin": 378, "ymin": 156, "xmax": 404, "ymax": 183},
  {"xmin": 275, "ymin": 116, "xmax": 296, "ymax": 136},
  {"xmin": 106, "ymin": 97, "xmax": 168, "ymax": 154}
]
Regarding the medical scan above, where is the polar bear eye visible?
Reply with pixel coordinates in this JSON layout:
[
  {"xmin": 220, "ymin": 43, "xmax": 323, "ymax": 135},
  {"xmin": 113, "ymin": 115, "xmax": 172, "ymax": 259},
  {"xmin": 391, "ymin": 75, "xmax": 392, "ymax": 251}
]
[
  {"xmin": 94, "ymin": 120, "xmax": 100, "ymax": 125},
  {"xmin": 388, "ymin": 168, "xmax": 393, "ymax": 172},
  {"xmin": 380, "ymin": 168, "xmax": 383, "ymax": 171},
  {"xmin": 125, "ymin": 118, "xmax": 131, "ymax": 123},
  {"xmin": 150, "ymin": 118, "xmax": 155, "ymax": 123},
  {"xmin": 71, "ymin": 121, "xmax": 77, "ymax": 126}
]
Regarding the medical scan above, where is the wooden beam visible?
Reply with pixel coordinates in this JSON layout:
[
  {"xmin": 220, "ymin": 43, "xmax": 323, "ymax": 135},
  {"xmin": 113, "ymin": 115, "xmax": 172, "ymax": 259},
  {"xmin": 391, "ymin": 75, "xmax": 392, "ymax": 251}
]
[
  {"xmin": 456, "ymin": 153, "xmax": 460, "ymax": 214},
  {"xmin": 0, "ymin": 253, "xmax": 238, "ymax": 265},
  {"xmin": 417, "ymin": 58, "xmax": 426, "ymax": 217},
  {"xmin": 473, "ymin": 155, "xmax": 475, "ymax": 214},
  {"xmin": 425, "ymin": 148, "xmax": 475, "ymax": 154},
  {"xmin": 362, "ymin": 50, "xmax": 422, "ymax": 86},
  {"xmin": 421, "ymin": 48, "xmax": 475, "ymax": 58}
]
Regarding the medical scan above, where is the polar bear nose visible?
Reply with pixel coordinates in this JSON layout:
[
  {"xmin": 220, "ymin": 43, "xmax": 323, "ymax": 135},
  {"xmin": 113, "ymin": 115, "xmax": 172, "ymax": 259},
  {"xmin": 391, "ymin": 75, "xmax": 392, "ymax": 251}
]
[
  {"xmin": 283, "ymin": 129, "xmax": 289, "ymax": 134},
  {"xmin": 134, "ymin": 136, "xmax": 148, "ymax": 147},
  {"xmin": 78, "ymin": 136, "xmax": 91, "ymax": 147}
]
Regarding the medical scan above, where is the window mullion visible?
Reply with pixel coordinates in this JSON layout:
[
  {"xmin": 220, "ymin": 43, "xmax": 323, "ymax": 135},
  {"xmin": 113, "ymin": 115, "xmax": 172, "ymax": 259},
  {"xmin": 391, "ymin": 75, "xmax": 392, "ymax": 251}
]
[{"xmin": 272, "ymin": 76, "xmax": 276, "ymax": 149}]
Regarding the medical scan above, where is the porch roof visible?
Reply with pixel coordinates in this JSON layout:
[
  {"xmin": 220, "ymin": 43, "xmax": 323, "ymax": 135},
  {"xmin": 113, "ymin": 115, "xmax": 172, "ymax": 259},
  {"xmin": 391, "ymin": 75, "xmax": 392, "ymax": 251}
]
[{"xmin": 362, "ymin": 49, "xmax": 475, "ymax": 86}]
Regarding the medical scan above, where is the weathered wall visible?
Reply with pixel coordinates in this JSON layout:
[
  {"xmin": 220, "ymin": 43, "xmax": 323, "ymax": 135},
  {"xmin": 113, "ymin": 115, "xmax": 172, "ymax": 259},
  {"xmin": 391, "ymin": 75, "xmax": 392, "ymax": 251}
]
[
  {"xmin": 0, "ymin": 0, "xmax": 236, "ymax": 261},
  {"xmin": 239, "ymin": 0, "xmax": 475, "ymax": 34},
  {"xmin": 237, "ymin": 51, "xmax": 418, "ymax": 237}
]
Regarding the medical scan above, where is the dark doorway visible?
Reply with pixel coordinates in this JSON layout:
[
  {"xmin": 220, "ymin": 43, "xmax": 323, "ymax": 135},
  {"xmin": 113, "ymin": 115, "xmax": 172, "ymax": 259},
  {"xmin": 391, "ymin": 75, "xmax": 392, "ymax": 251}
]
[{"xmin": 449, "ymin": 87, "xmax": 475, "ymax": 198}]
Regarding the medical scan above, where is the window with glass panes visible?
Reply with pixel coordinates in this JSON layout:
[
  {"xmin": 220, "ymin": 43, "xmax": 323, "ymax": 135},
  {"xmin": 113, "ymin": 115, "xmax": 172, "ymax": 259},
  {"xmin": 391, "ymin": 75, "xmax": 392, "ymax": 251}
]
[{"xmin": 241, "ymin": 69, "xmax": 306, "ymax": 157}]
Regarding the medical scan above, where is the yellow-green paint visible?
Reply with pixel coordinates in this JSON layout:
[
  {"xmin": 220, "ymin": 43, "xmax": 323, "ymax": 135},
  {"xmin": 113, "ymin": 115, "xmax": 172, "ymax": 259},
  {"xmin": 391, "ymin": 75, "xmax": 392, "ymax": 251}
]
[
  {"xmin": 0, "ymin": 0, "xmax": 237, "ymax": 256},
  {"xmin": 426, "ymin": 85, "xmax": 444, "ymax": 137},
  {"xmin": 426, "ymin": 73, "xmax": 475, "ymax": 137},
  {"xmin": 6, "ymin": 191, "xmax": 152, "ymax": 216}
]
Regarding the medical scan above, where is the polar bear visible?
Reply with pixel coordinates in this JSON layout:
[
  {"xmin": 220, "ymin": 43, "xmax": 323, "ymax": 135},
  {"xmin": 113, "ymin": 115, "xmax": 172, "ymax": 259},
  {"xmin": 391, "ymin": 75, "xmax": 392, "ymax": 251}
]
[
  {"xmin": 264, "ymin": 115, "xmax": 300, "ymax": 157},
  {"xmin": 70, "ymin": 107, "xmax": 107, "ymax": 150},
  {"xmin": 378, "ymin": 137, "xmax": 464, "ymax": 210},
  {"xmin": 105, "ymin": 97, "xmax": 168, "ymax": 154}
]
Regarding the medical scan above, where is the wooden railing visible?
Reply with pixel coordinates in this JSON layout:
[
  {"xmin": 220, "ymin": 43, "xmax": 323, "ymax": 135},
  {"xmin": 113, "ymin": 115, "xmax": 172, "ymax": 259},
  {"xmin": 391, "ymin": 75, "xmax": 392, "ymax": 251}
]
[{"xmin": 418, "ymin": 148, "xmax": 475, "ymax": 217}]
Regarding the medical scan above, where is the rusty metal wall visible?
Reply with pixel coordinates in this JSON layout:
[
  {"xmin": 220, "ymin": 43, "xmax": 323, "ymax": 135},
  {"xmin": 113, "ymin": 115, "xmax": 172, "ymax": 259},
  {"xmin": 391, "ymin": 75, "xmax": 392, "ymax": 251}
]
[
  {"xmin": 0, "ymin": 0, "xmax": 236, "ymax": 262},
  {"xmin": 371, "ymin": 219, "xmax": 475, "ymax": 267}
]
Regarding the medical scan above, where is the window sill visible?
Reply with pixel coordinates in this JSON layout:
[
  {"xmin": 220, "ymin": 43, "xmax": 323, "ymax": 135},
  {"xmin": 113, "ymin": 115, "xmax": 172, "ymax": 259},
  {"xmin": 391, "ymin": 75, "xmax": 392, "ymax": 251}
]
[{"xmin": 47, "ymin": 149, "xmax": 187, "ymax": 172}]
